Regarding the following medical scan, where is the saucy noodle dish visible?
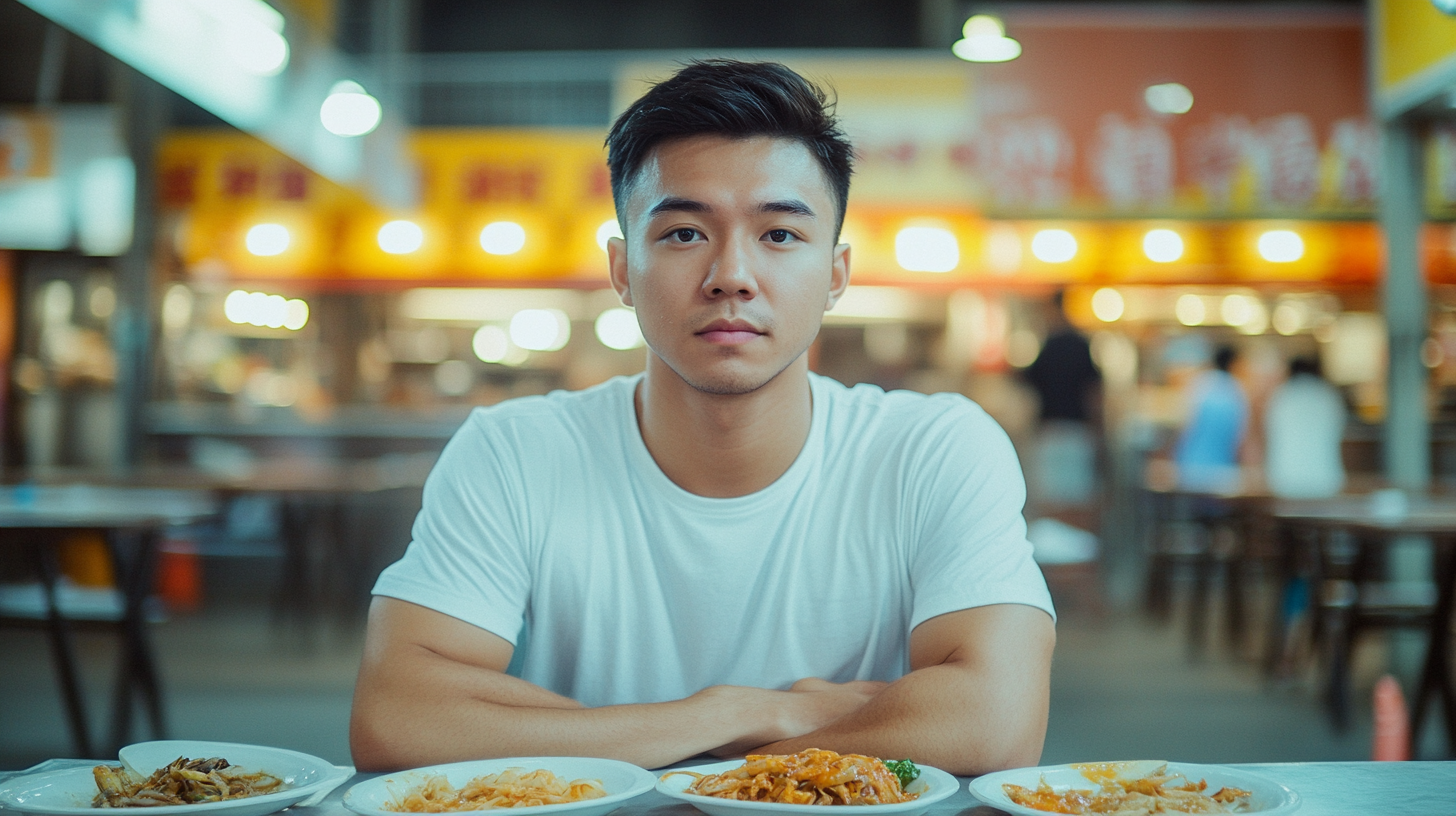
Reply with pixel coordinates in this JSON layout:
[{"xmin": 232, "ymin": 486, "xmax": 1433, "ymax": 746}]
[
  {"xmin": 91, "ymin": 757, "xmax": 284, "ymax": 807},
  {"xmin": 1002, "ymin": 762, "xmax": 1253, "ymax": 815},
  {"xmin": 384, "ymin": 769, "xmax": 606, "ymax": 811},
  {"xmin": 668, "ymin": 749, "xmax": 918, "ymax": 806}
]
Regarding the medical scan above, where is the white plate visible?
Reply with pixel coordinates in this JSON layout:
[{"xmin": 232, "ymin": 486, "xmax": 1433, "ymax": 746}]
[
  {"xmin": 655, "ymin": 759, "xmax": 958, "ymax": 816},
  {"xmin": 343, "ymin": 757, "xmax": 656, "ymax": 816},
  {"xmin": 0, "ymin": 741, "xmax": 340, "ymax": 816},
  {"xmin": 968, "ymin": 761, "xmax": 1300, "ymax": 816}
]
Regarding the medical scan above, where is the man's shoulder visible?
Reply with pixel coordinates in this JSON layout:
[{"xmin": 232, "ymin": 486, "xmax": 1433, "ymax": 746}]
[
  {"xmin": 462, "ymin": 375, "xmax": 633, "ymax": 430},
  {"xmin": 813, "ymin": 374, "xmax": 1002, "ymax": 444},
  {"xmin": 450, "ymin": 375, "xmax": 635, "ymax": 457}
]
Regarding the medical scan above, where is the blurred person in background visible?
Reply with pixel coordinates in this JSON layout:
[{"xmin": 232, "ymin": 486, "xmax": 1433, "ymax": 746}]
[
  {"xmin": 1021, "ymin": 290, "xmax": 1102, "ymax": 510},
  {"xmin": 351, "ymin": 60, "xmax": 1054, "ymax": 776},
  {"xmin": 1264, "ymin": 356, "xmax": 1345, "ymax": 498},
  {"xmin": 1175, "ymin": 345, "xmax": 1248, "ymax": 492}
]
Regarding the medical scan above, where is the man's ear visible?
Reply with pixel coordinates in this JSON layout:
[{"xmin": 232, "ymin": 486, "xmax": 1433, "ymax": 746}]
[
  {"xmin": 825, "ymin": 242, "xmax": 851, "ymax": 311},
  {"xmin": 607, "ymin": 235, "xmax": 632, "ymax": 307}
]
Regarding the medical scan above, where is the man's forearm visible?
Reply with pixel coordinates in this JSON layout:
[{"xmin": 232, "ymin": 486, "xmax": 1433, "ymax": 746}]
[
  {"xmin": 351, "ymin": 642, "xmax": 879, "ymax": 771},
  {"xmin": 752, "ymin": 662, "xmax": 1044, "ymax": 775},
  {"xmin": 754, "ymin": 607, "xmax": 1055, "ymax": 776},
  {"xmin": 353, "ymin": 645, "xmax": 748, "ymax": 770}
]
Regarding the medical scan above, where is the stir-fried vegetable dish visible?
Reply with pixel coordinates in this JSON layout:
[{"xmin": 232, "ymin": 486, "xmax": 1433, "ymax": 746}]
[
  {"xmin": 92, "ymin": 757, "xmax": 284, "ymax": 808},
  {"xmin": 666, "ymin": 749, "xmax": 919, "ymax": 806}
]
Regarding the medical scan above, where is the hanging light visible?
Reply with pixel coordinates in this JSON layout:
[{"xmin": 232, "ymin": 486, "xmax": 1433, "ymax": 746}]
[
  {"xmin": 320, "ymin": 80, "xmax": 381, "ymax": 137},
  {"xmin": 952, "ymin": 15, "xmax": 1022, "ymax": 63}
]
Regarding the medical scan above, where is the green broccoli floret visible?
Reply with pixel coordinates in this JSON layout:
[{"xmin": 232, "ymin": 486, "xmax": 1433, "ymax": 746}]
[{"xmin": 882, "ymin": 759, "xmax": 920, "ymax": 791}]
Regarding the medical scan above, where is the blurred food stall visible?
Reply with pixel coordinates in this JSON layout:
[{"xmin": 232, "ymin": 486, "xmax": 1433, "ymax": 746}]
[
  {"xmin": 128, "ymin": 7, "xmax": 1411, "ymax": 481},
  {"xmin": 3, "ymin": 2, "xmax": 1447, "ymax": 614}
]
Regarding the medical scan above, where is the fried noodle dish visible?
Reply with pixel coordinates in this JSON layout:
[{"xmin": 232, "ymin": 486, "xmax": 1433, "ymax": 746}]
[
  {"xmin": 1002, "ymin": 762, "xmax": 1253, "ymax": 815},
  {"xmin": 668, "ymin": 749, "xmax": 919, "ymax": 806},
  {"xmin": 383, "ymin": 769, "xmax": 606, "ymax": 812},
  {"xmin": 92, "ymin": 757, "xmax": 284, "ymax": 807}
]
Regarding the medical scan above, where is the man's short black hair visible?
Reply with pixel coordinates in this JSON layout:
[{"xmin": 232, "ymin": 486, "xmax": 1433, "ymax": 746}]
[
  {"xmin": 606, "ymin": 59, "xmax": 855, "ymax": 237},
  {"xmin": 1214, "ymin": 345, "xmax": 1238, "ymax": 372},
  {"xmin": 1290, "ymin": 356, "xmax": 1321, "ymax": 378}
]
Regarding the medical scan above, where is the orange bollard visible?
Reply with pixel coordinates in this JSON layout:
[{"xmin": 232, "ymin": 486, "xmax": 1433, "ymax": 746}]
[
  {"xmin": 1371, "ymin": 674, "xmax": 1411, "ymax": 761},
  {"xmin": 156, "ymin": 541, "xmax": 202, "ymax": 613}
]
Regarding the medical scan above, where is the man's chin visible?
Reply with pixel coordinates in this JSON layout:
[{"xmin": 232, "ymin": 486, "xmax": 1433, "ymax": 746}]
[
  {"xmin": 685, "ymin": 376, "xmax": 772, "ymax": 396},
  {"xmin": 666, "ymin": 359, "xmax": 798, "ymax": 397}
]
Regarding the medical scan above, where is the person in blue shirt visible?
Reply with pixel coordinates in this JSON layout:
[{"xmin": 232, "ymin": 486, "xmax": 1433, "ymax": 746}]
[{"xmin": 1175, "ymin": 345, "xmax": 1248, "ymax": 492}]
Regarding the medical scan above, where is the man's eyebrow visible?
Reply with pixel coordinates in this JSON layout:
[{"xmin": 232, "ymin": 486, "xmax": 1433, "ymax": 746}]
[
  {"xmin": 646, "ymin": 198, "xmax": 818, "ymax": 219},
  {"xmin": 647, "ymin": 197, "xmax": 711, "ymax": 218},
  {"xmin": 760, "ymin": 199, "xmax": 816, "ymax": 218}
]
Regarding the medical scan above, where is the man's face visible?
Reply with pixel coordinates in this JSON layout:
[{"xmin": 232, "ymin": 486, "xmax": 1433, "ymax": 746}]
[{"xmin": 607, "ymin": 136, "xmax": 849, "ymax": 396}]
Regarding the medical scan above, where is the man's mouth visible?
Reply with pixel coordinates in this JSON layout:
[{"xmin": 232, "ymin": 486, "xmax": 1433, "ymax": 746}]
[{"xmin": 696, "ymin": 319, "xmax": 763, "ymax": 346}]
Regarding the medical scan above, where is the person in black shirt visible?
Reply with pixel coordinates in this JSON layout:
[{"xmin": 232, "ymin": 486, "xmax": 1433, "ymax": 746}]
[{"xmin": 1021, "ymin": 290, "xmax": 1102, "ymax": 507}]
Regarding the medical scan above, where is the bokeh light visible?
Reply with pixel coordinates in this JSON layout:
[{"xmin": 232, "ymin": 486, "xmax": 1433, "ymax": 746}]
[
  {"xmin": 595, "ymin": 308, "xmax": 644, "ymax": 350},
  {"xmin": 245, "ymin": 223, "xmax": 289, "ymax": 256},
  {"xmin": 894, "ymin": 226, "xmax": 959, "ymax": 273},
  {"xmin": 377, "ymin": 220, "xmax": 424, "ymax": 255},
  {"xmin": 480, "ymin": 221, "xmax": 527, "ymax": 255}
]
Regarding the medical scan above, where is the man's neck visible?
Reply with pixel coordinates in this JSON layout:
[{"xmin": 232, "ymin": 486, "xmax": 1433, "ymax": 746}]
[{"xmin": 634, "ymin": 355, "xmax": 813, "ymax": 499}]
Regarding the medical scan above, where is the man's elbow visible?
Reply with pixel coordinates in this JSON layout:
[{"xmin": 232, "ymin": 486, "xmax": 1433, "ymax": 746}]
[
  {"xmin": 929, "ymin": 731, "xmax": 1041, "ymax": 777},
  {"xmin": 350, "ymin": 697, "xmax": 406, "ymax": 773},
  {"xmin": 970, "ymin": 734, "xmax": 1044, "ymax": 775}
]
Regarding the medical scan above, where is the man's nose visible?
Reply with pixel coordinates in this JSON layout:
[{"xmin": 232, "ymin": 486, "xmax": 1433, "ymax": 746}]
[{"xmin": 701, "ymin": 233, "xmax": 760, "ymax": 299}]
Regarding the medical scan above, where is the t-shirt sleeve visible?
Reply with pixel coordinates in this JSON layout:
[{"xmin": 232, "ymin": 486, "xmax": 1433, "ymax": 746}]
[
  {"xmin": 371, "ymin": 412, "xmax": 532, "ymax": 645},
  {"xmin": 905, "ymin": 398, "xmax": 1056, "ymax": 629}
]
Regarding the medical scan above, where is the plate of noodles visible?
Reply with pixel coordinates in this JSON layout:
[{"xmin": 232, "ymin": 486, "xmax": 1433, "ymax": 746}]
[
  {"xmin": 342, "ymin": 757, "xmax": 656, "ymax": 816},
  {"xmin": 967, "ymin": 760, "xmax": 1300, "ymax": 816},
  {"xmin": 656, "ymin": 750, "xmax": 958, "ymax": 816},
  {"xmin": 0, "ymin": 741, "xmax": 342, "ymax": 816}
]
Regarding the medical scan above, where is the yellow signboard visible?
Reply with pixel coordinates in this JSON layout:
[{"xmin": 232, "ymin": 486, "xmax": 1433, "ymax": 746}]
[
  {"xmin": 159, "ymin": 129, "xmax": 614, "ymax": 283},
  {"xmin": 158, "ymin": 129, "xmax": 1389, "ymax": 288},
  {"xmin": 1373, "ymin": 0, "xmax": 1456, "ymax": 118}
]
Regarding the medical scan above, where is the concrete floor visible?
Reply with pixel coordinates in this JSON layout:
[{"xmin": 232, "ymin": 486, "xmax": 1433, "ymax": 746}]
[{"xmin": 0, "ymin": 576, "xmax": 1439, "ymax": 772}]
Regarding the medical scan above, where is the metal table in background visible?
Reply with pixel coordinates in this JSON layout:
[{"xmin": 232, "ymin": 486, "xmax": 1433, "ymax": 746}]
[
  {"xmin": 1266, "ymin": 494, "xmax": 1456, "ymax": 753},
  {"xmin": 10, "ymin": 459, "xmax": 433, "ymax": 635},
  {"xmin": 0, "ymin": 486, "xmax": 216, "ymax": 757},
  {"xmin": 1138, "ymin": 461, "xmax": 1280, "ymax": 655},
  {"xmin": 127, "ymin": 460, "xmax": 432, "ymax": 631}
]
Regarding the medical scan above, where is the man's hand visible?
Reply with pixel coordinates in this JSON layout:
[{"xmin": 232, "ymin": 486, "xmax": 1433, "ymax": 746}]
[
  {"xmin": 751, "ymin": 605, "xmax": 1055, "ymax": 775},
  {"xmin": 707, "ymin": 679, "xmax": 888, "ymax": 758}
]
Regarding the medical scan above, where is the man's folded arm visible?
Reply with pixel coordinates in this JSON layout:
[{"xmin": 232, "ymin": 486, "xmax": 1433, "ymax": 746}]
[
  {"xmin": 349, "ymin": 597, "xmax": 880, "ymax": 771},
  {"xmin": 750, "ymin": 603, "xmax": 1055, "ymax": 776}
]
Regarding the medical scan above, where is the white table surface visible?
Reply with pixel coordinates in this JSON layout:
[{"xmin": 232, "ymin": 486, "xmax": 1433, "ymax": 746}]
[{"xmin": 5, "ymin": 759, "xmax": 1452, "ymax": 816}]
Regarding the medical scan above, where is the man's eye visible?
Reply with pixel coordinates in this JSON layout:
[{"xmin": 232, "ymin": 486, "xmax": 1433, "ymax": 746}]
[
  {"xmin": 672, "ymin": 228, "xmax": 699, "ymax": 243},
  {"xmin": 766, "ymin": 229, "xmax": 792, "ymax": 243}
]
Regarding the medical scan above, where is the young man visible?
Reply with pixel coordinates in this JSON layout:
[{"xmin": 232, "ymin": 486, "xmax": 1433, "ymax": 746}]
[{"xmin": 350, "ymin": 60, "xmax": 1055, "ymax": 775}]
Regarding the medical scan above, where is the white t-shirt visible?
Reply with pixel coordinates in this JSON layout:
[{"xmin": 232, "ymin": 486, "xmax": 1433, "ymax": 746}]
[
  {"xmin": 373, "ymin": 373, "xmax": 1054, "ymax": 708},
  {"xmin": 1264, "ymin": 374, "xmax": 1346, "ymax": 499}
]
